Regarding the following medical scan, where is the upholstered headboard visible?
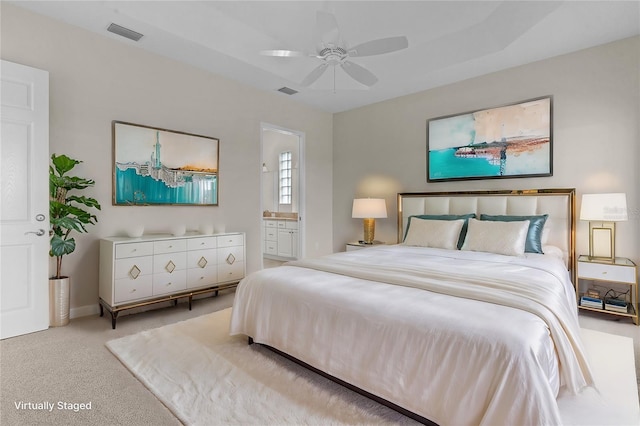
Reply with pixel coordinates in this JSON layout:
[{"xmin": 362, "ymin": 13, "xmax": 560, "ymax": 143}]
[{"xmin": 397, "ymin": 189, "xmax": 575, "ymax": 279}]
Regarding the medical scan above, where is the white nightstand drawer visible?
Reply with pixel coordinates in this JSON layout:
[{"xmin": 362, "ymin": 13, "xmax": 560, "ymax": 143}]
[
  {"xmin": 578, "ymin": 261, "xmax": 636, "ymax": 284},
  {"xmin": 265, "ymin": 220, "xmax": 278, "ymax": 228}
]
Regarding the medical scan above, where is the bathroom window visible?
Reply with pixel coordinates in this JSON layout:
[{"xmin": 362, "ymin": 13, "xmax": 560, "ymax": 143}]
[{"xmin": 279, "ymin": 151, "xmax": 292, "ymax": 205}]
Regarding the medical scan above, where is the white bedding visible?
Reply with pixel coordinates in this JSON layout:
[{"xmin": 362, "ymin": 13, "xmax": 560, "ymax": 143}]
[{"xmin": 230, "ymin": 245, "xmax": 594, "ymax": 425}]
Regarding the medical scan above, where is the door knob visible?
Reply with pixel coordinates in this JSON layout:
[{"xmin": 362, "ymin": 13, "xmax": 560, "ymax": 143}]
[
  {"xmin": 25, "ymin": 229, "xmax": 45, "ymax": 236},
  {"xmin": 36, "ymin": 214, "xmax": 46, "ymax": 221}
]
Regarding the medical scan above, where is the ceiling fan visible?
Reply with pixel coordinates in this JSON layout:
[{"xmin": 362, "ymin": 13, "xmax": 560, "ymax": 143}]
[{"xmin": 261, "ymin": 11, "xmax": 408, "ymax": 89}]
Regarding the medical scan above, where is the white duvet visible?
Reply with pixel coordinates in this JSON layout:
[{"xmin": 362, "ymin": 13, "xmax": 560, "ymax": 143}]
[{"xmin": 230, "ymin": 245, "xmax": 594, "ymax": 425}]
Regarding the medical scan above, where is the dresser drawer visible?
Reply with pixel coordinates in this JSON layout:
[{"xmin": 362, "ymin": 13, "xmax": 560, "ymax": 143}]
[
  {"xmin": 218, "ymin": 262, "xmax": 244, "ymax": 283},
  {"xmin": 115, "ymin": 242, "xmax": 154, "ymax": 259},
  {"xmin": 265, "ymin": 220, "xmax": 278, "ymax": 228},
  {"xmin": 218, "ymin": 245, "xmax": 244, "ymax": 264},
  {"xmin": 578, "ymin": 261, "xmax": 636, "ymax": 284},
  {"xmin": 154, "ymin": 239, "xmax": 187, "ymax": 254},
  {"xmin": 114, "ymin": 275, "xmax": 153, "ymax": 304},
  {"xmin": 153, "ymin": 252, "xmax": 187, "ymax": 274},
  {"xmin": 187, "ymin": 236, "xmax": 217, "ymax": 251},
  {"xmin": 152, "ymin": 271, "xmax": 187, "ymax": 296},
  {"xmin": 114, "ymin": 256, "xmax": 153, "ymax": 280},
  {"xmin": 217, "ymin": 234, "xmax": 244, "ymax": 248},
  {"xmin": 187, "ymin": 249, "xmax": 217, "ymax": 269},
  {"xmin": 187, "ymin": 267, "xmax": 218, "ymax": 289}
]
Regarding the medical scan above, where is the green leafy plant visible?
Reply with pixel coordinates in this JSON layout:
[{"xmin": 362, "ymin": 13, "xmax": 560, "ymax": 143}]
[{"xmin": 49, "ymin": 154, "xmax": 101, "ymax": 279}]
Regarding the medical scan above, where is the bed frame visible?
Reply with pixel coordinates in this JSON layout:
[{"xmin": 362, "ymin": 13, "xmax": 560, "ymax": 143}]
[
  {"xmin": 398, "ymin": 188, "xmax": 576, "ymax": 282},
  {"xmin": 252, "ymin": 188, "xmax": 576, "ymax": 425}
]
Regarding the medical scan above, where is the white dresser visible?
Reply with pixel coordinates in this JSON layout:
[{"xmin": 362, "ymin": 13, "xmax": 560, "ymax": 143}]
[{"xmin": 99, "ymin": 232, "xmax": 245, "ymax": 328}]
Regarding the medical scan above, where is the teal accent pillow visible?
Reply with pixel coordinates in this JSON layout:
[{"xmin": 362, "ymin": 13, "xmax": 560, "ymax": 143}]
[
  {"xmin": 479, "ymin": 214, "xmax": 548, "ymax": 254},
  {"xmin": 405, "ymin": 214, "xmax": 476, "ymax": 249}
]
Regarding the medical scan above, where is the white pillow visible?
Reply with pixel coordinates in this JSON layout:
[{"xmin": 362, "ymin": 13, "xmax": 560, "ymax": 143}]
[
  {"xmin": 461, "ymin": 218, "xmax": 530, "ymax": 256},
  {"xmin": 403, "ymin": 218, "xmax": 464, "ymax": 250}
]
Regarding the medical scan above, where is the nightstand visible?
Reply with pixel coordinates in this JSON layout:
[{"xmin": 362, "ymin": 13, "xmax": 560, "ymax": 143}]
[
  {"xmin": 346, "ymin": 241, "xmax": 385, "ymax": 251},
  {"xmin": 576, "ymin": 255, "xmax": 638, "ymax": 325}
]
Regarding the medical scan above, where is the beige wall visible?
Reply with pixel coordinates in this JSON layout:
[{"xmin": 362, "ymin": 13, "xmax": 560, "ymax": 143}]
[
  {"xmin": 333, "ymin": 36, "xmax": 639, "ymax": 267},
  {"xmin": 1, "ymin": 4, "xmax": 334, "ymax": 314}
]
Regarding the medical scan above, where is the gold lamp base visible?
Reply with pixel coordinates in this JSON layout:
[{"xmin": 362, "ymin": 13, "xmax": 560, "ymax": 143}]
[
  {"xmin": 588, "ymin": 221, "xmax": 616, "ymax": 262},
  {"xmin": 362, "ymin": 218, "xmax": 375, "ymax": 244}
]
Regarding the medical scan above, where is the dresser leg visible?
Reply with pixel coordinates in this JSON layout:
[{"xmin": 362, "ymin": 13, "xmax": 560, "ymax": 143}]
[
  {"xmin": 188, "ymin": 295, "xmax": 193, "ymax": 311},
  {"xmin": 111, "ymin": 311, "xmax": 119, "ymax": 330},
  {"xmin": 99, "ymin": 303, "xmax": 104, "ymax": 317}
]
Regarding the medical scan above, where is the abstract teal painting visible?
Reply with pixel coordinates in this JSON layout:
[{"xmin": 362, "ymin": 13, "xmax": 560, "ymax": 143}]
[
  {"xmin": 112, "ymin": 121, "xmax": 219, "ymax": 205},
  {"xmin": 427, "ymin": 96, "xmax": 552, "ymax": 182}
]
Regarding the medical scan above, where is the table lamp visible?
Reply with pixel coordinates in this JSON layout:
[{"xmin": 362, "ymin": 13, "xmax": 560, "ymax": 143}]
[
  {"xmin": 352, "ymin": 198, "xmax": 387, "ymax": 244},
  {"xmin": 579, "ymin": 193, "xmax": 627, "ymax": 261}
]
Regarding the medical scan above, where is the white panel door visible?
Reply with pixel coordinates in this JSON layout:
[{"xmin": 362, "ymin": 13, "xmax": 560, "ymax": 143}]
[{"xmin": 1, "ymin": 60, "xmax": 50, "ymax": 339}]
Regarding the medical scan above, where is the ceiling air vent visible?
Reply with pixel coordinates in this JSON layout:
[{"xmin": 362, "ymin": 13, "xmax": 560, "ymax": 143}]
[
  {"xmin": 107, "ymin": 23, "xmax": 144, "ymax": 42},
  {"xmin": 277, "ymin": 87, "xmax": 298, "ymax": 95}
]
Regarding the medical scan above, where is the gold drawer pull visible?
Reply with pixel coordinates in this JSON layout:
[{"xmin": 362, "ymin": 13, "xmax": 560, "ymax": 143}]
[
  {"xmin": 166, "ymin": 282, "xmax": 172, "ymax": 287},
  {"xmin": 602, "ymin": 271, "xmax": 608, "ymax": 275},
  {"xmin": 131, "ymin": 288, "xmax": 137, "ymax": 293}
]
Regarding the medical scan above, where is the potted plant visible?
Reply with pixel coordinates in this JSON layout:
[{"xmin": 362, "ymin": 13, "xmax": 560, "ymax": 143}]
[{"xmin": 49, "ymin": 154, "xmax": 101, "ymax": 326}]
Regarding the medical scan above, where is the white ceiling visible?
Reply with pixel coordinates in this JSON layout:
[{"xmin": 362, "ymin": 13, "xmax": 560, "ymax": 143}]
[{"xmin": 12, "ymin": 1, "xmax": 640, "ymax": 113}]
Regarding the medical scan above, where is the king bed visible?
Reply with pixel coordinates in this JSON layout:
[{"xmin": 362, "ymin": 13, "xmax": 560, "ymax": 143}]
[{"xmin": 230, "ymin": 188, "xmax": 594, "ymax": 425}]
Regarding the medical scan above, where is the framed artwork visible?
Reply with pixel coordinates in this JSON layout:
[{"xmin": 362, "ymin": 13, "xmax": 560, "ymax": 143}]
[
  {"xmin": 427, "ymin": 96, "xmax": 552, "ymax": 182},
  {"xmin": 112, "ymin": 121, "xmax": 219, "ymax": 205}
]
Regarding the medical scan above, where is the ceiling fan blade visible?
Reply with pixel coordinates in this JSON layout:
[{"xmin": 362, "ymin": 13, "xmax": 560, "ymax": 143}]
[
  {"xmin": 316, "ymin": 11, "xmax": 341, "ymax": 46},
  {"xmin": 301, "ymin": 63, "xmax": 329, "ymax": 86},
  {"xmin": 260, "ymin": 50, "xmax": 307, "ymax": 58},
  {"xmin": 340, "ymin": 61, "xmax": 378, "ymax": 86},
  {"xmin": 349, "ymin": 36, "xmax": 409, "ymax": 57}
]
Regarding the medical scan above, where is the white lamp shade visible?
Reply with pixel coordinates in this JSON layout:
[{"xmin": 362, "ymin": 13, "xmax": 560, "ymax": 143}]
[
  {"xmin": 580, "ymin": 193, "xmax": 628, "ymax": 221},
  {"xmin": 352, "ymin": 198, "xmax": 387, "ymax": 219}
]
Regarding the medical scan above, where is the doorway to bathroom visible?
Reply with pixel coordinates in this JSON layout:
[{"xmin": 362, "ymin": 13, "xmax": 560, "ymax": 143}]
[{"xmin": 260, "ymin": 123, "xmax": 304, "ymax": 268}]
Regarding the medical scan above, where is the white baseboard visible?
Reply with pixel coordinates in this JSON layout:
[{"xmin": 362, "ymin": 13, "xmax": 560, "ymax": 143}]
[{"xmin": 70, "ymin": 304, "xmax": 100, "ymax": 319}]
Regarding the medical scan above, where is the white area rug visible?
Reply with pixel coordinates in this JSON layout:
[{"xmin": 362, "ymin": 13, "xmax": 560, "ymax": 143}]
[{"xmin": 107, "ymin": 309, "xmax": 639, "ymax": 425}]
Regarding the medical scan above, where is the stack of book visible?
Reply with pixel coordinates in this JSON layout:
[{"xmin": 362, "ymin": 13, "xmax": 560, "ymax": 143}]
[
  {"xmin": 604, "ymin": 298, "xmax": 628, "ymax": 314},
  {"xmin": 580, "ymin": 295, "xmax": 603, "ymax": 309}
]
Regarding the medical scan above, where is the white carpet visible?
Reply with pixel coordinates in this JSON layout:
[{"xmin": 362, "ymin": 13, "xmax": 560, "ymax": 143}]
[{"xmin": 107, "ymin": 308, "xmax": 639, "ymax": 426}]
